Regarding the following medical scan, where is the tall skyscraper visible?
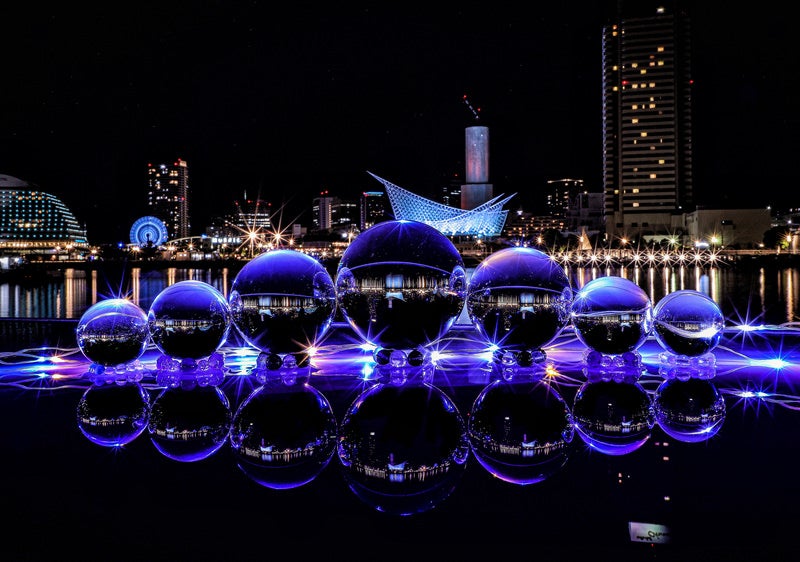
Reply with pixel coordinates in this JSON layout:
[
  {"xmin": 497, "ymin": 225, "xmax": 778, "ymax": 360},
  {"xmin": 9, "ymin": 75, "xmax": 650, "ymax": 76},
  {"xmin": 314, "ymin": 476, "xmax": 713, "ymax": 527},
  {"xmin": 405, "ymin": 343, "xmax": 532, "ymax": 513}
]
[
  {"xmin": 602, "ymin": 1, "xmax": 693, "ymax": 242},
  {"xmin": 461, "ymin": 125, "xmax": 494, "ymax": 210},
  {"xmin": 147, "ymin": 158, "xmax": 190, "ymax": 240}
]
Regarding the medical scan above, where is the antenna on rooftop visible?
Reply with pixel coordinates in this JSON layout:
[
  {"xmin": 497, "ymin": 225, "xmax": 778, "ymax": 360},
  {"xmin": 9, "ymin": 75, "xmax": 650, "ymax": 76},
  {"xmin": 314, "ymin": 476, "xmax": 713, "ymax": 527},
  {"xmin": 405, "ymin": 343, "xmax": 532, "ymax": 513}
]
[{"xmin": 462, "ymin": 94, "xmax": 481, "ymax": 122}]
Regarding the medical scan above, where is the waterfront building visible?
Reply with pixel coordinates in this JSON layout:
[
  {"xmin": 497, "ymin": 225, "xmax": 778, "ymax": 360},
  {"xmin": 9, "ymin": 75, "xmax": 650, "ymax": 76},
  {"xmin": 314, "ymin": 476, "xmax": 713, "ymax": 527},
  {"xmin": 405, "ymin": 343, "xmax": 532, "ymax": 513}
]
[
  {"xmin": 360, "ymin": 191, "xmax": 388, "ymax": 231},
  {"xmin": 146, "ymin": 158, "xmax": 190, "ymax": 241},
  {"xmin": 546, "ymin": 178, "xmax": 585, "ymax": 221},
  {"xmin": 602, "ymin": 1, "xmax": 693, "ymax": 242},
  {"xmin": 685, "ymin": 207, "xmax": 771, "ymax": 249},
  {"xmin": 0, "ymin": 174, "xmax": 88, "ymax": 257}
]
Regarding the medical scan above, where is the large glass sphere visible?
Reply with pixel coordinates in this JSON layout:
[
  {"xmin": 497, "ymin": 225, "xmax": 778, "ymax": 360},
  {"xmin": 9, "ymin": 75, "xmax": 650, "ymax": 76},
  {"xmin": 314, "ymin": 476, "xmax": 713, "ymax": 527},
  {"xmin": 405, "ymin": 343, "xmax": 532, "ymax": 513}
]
[
  {"xmin": 653, "ymin": 290, "xmax": 725, "ymax": 357},
  {"xmin": 338, "ymin": 382, "xmax": 470, "ymax": 515},
  {"xmin": 467, "ymin": 247, "xmax": 572, "ymax": 351},
  {"xmin": 653, "ymin": 378, "xmax": 726, "ymax": 443},
  {"xmin": 76, "ymin": 382, "xmax": 150, "ymax": 447},
  {"xmin": 149, "ymin": 385, "xmax": 232, "ymax": 462},
  {"xmin": 468, "ymin": 379, "xmax": 573, "ymax": 485},
  {"xmin": 230, "ymin": 383, "xmax": 338, "ymax": 489},
  {"xmin": 572, "ymin": 380, "xmax": 655, "ymax": 455},
  {"xmin": 147, "ymin": 280, "xmax": 231, "ymax": 360},
  {"xmin": 229, "ymin": 249, "xmax": 336, "ymax": 354},
  {"xmin": 336, "ymin": 220, "xmax": 467, "ymax": 349},
  {"xmin": 76, "ymin": 298, "xmax": 149, "ymax": 366},
  {"xmin": 571, "ymin": 276, "xmax": 653, "ymax": 355}
]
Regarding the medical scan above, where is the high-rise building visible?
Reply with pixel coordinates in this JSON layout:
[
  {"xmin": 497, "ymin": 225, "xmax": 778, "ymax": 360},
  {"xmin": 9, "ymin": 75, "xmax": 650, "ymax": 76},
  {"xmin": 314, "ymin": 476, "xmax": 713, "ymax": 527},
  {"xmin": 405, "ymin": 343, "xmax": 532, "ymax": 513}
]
[
  {"xmin": 360, "ymin": 191, "xmax": 388, "ymax": 231},
  {"xmin": 147, "ymin": 158, "xmax": 190, "ymax": 240},
  {"xmin": 461, "ymin": 125, "xmax": 494, "ymax": 210},
  {"xmin": 602, "ymin": 1, "xmax": 693, "ymax": 242},
  {"xmin": 546, "ymin": 178, "xmax": 585, "ymax": 220},
  {"xmin": 312, "ymin": 191, "xmax": 334, "ymax": 231},
  {"xmin": 234, "ymin": 196, "xmax": 272, "ymax": 232}
]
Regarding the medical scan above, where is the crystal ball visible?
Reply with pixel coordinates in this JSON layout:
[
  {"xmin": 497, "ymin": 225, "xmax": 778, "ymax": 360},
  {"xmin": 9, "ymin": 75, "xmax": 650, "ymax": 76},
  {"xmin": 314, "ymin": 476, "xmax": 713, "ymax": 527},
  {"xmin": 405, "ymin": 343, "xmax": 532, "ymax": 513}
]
[
  {"xmin": 653, "ymin": 290, "xmax": 725, "ymax": 356},
  {"xmin": 148, "ymin": 385, "xmax": 232, "ymax": 462},
  {"xmin": 147, "ymin": 280, "xmax": 231, "ymax": 360},
  {"xmin": 467, "ymin": 247, "xmax": 572, "ymax": 351},
  {"xmin": 76, "ymin": 382, "xmax": 150, "ymax": 447},
  {"xmin": 338, "ymin": 382, "xmax": 470, "ymax": 515},
  {"xmin": 572, "ymin": 380, "xmax": 655, "ymax": 455},
  {"xmin": 653, "ymin": 378, "xmax": 726, "ymax": 443},
  {"xmin": 336, "ymin": 220, "xmax": 467, "ymax": 349},
  {"xmin": 571, "ymin": 276, "xmax": 653, "ymax": 355},
  {"xmin": 468, "ymin": 379, "xmax": 574, "ymax": 485},
  {"xmin": 229, "ymin": 249, "xmax": 336, "ymax": 355},
  {"xmin": 230, "ymin": 383, "xmax": 338, "ymax": 489},
  {"xmin": 76, "ymin": 298, "xmax": 149, "ymax": 366}
]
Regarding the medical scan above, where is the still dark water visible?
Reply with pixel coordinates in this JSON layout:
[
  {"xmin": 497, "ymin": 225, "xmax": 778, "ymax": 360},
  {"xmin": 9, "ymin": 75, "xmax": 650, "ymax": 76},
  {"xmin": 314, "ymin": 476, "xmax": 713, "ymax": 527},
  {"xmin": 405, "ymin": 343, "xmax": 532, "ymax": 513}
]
[{"xmin": 2, "ymin": 261, "xmax": 798, "ymax": 327}]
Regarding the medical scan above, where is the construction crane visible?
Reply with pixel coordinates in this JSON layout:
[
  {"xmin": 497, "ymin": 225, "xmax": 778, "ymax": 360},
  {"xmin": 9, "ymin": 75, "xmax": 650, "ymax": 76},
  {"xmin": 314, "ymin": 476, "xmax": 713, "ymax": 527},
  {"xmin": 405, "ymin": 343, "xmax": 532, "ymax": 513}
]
[{"xmin": 462, "ymin": 94, "xmax": 481, "ymax": 121}]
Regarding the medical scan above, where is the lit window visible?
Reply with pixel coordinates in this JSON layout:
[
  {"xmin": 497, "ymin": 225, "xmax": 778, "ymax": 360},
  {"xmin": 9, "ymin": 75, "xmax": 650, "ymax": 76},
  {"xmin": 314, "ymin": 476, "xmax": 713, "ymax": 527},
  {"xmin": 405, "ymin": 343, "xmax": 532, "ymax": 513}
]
[
  {"xmin": 640, "ymin": 132, "xmax": 647, "ymax": 137},
  {"xmin": 650, "ymin": 173, "xmax": 656, "ymax": 179},
  {"xmin": 640, "ymin": 69, "xmax": 646, "ymax": 74},
  {"xmin": 659, "ymin": 159, "xmax": 665, "ymax": 164},
  {"xmin": 657, "ymin": 46, "xmax": 664, "ymax": 52},
  {"xmin": 631, "ymin": 63, "xmax": 638, "ymax": 68},
  {"xmin": 633, "ymin": 202, "xmax": 640, "ymax": 207},
  {"xmin": 632, "ymin": 188, "xmax": 640, "ymax": 193},
  {"xmin": 649, "ymin": 82, "xmax": 655, "ymax": 87}
]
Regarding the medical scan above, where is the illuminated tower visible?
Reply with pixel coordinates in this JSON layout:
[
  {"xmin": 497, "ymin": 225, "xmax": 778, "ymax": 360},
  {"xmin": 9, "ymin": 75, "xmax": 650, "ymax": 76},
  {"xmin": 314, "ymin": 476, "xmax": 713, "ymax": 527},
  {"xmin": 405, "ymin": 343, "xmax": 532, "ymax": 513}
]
[
  {"xmin": 460, "ymin": 95, "xmax": 494, "ymax": 211},
  {"xmin": 602, "ymin": 1, "xmax": 693, "ymax": 242},
  {"xmin": 147, "ymin": 158, "xmax": 190, "ymax": 240}
]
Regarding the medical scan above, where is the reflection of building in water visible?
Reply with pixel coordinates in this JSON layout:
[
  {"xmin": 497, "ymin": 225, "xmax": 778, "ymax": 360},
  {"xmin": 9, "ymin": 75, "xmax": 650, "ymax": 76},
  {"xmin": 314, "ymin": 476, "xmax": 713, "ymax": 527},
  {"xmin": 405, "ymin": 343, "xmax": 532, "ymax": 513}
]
[
  {"xmin": 239, "ymin": 295, "xmax": 319, "ymax": 315},
  {"xmin": 239, "ymin": 432, "xmax": 333, "ymax": 462},
  {"xmin": 151, "ymin": 424, "xmax": 218, "ymax": 440},
  {"xmin": 153, "ymin": 318, "xmax": 220, "ymax": 331}
]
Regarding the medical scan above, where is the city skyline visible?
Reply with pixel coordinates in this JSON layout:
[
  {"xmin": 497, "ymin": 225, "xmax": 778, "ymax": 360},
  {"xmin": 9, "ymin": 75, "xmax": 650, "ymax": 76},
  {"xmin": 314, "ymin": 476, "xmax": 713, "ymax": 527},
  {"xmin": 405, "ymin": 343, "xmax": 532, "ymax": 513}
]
[{"xmin": 2, "ymin": 2, "xmax": 797, "ymax": 244}]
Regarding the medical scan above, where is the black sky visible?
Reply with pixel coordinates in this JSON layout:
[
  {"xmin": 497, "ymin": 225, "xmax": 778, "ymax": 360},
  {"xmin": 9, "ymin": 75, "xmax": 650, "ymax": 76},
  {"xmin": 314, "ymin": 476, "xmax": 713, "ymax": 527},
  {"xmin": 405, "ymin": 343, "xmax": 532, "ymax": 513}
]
[{"xmin": 2, "ymin": 2, "xmax": 798, "ymax": 244}]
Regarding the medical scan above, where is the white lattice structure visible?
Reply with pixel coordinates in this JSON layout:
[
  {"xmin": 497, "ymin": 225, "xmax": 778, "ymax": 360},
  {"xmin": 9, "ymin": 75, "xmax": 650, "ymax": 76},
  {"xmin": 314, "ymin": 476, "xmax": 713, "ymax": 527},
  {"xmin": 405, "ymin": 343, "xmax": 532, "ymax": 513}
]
[{"xmin": 368, "ymin": 172, "xmax": 514, "ymax": 237}]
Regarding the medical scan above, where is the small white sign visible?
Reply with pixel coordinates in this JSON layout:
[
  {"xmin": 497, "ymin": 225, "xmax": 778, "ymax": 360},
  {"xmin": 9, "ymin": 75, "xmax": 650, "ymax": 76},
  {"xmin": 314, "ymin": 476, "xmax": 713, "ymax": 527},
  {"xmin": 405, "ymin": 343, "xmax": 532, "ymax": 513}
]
[{"xmin": 628, "ymin": 521, "xmax": 671, "ymax": 544}]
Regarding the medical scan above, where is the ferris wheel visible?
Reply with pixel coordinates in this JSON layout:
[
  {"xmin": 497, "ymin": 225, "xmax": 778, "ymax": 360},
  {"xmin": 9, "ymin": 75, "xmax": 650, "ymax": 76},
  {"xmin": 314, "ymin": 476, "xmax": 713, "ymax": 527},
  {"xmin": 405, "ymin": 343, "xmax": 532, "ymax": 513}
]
[{"xmin": 130, "ymin": 216, "xmax": 169, "ymax": 246}]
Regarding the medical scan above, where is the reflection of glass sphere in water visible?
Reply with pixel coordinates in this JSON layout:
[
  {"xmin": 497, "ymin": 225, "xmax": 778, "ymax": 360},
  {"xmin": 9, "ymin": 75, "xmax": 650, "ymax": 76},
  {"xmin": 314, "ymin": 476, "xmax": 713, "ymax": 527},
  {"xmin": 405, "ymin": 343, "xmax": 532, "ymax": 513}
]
[
  {"xmin": 653, "ymin": 290, "xmax": 725, "ymax": 356},
  {"xmin": 654, "ymin": 378, "xmax": 726, "ymax": 443},
  {"xmin": 468, "ymin": 379, "xmax": 573, "ymax": 485},
  {"xmin": 572, "ymin": 380, "xmax": 654, "ymax": 455},
  {"xmin": 229, "ymin": 249, "xmax": 336, "ymax": 354},
  {"xmin": 571, "ymin": 276, "xmax": 653, "ymax": 355},
  {"xmin": 76, "ymin": 382, "xmax": 150, "ymax": 447},
  {"xmin": 336, "ymin": 220, "xmax": 467, "ymax": 349},
  {"xmin": 147, "ymin": 280, "xmax": 231, "ymax": 360},
  {"xmin": 467, "ymin": 247, "xmax": 572, "ymax": 351},
  {"xmin": 76, "ymin": 299, "xmax": 149, "ymax": 366},
  {"xmin": 338, "ymin": 382, "xmax": 470, "ymax": 515},
  {"xmin": 149, "ymin": 385, "xmax": 232, "ymax": 462},
  {"xmin": 230, "ymin": 383, "xmax": 338, "ymax": 489}
]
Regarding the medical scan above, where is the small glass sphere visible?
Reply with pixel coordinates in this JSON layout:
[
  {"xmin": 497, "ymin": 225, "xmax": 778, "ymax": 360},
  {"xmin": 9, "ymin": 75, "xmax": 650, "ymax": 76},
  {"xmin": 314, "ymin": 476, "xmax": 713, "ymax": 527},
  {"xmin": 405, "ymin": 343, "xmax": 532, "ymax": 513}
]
[
  {"xmin": 148, "ymin": 385, "xmax": 232, "ymax": 462},
  {"xmin": 338, "ymin": 382, "xmax": 470, "ymax": 515},
  {"xmin": 653, "ymin": 378, "xmax": 726, "ymax": 443},
  {"xmin": 76, "ymin": 382, "xmax": 150, "ymax": 447},
  {"xmin": 467, "ymin": 247, "xmax": 572, "ymax": 351},
  {"xmin": 468, "ymin": 379, "xmax": 573, "ymax": 485},
  {"xmin": 571, "ymin": 276, "xmax": 653, "ymax": 355},
  {"xmin": 147, "ymin": 280, "xmax": 231, "ymax": 360},
  {"xmin": 653, "ymin": 290, "xmax": 725, "ymax": 357},
  {"xmin": 572, "ymin": 380, "xmax": 655, "ymax": 455},
  {"xmin": 230, "ymin": 383, "xmax": 338, "ymax": 489},
  {"xmin": 229, "ymin": 249, "xmax": 336, "ymax": 355},
  {"xmin": 76, "ymin": 298, "xmax": 149, "ymax": 366},
  {"xmin": 336, "ymin": 220, "xmax": 467, "ymax": 349}
]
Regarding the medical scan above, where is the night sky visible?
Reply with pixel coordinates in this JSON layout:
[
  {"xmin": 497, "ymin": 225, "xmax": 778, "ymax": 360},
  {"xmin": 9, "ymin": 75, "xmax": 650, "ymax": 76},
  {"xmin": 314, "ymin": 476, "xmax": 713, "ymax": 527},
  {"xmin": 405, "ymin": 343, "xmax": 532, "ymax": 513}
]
[{"xmin": 2, "ymin": 1, "xmax": 797, "ymax": 244}]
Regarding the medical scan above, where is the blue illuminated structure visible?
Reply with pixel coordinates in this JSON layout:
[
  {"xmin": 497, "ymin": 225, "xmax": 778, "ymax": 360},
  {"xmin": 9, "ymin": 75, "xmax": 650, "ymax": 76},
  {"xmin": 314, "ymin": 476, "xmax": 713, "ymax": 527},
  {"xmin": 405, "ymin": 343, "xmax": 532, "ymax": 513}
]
[
  {"xmin": 368, "ymin": 172, "xmax": 514, "ymax": 237},
  {"xmin": 130, "ymin": 215, "xmax": 169, "ymax": 246}
]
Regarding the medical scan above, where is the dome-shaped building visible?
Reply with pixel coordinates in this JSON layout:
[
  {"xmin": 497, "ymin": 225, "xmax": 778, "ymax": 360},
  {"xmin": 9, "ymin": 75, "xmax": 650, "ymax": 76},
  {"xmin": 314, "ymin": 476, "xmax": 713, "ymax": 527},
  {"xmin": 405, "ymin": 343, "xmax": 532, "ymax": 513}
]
[{"xmin": 0, "ymin": 174, "xmax": 89, "ymax": 256}]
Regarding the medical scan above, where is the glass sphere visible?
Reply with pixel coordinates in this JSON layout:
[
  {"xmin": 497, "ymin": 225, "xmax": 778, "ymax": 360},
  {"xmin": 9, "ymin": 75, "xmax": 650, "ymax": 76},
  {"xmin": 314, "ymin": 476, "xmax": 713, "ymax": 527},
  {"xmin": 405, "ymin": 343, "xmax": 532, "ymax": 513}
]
[
  {"xmin": 467, "ymin": 247, "xmax": 572, "ymax": 351},
  {"xmin": 571, "ymin": 276, "xmax": 653, "ymax": 355},
  {"xmin": 653, "ymin": 378, "xmax": 726, "ymax": 443},
  {"xmin": 147, "ymin": 280, "xmax": 231, "ymax": 360},
  {"xmin": 230, "ymin": 383, "xmax": 338, "ymax": 489},
  {"xmin": 148, "ymin": 385, "xmax": 232, "ymax": 462},
  {"xmin": 229, "ymin": 249, "xmax": 336, "ymax": 354},
  {"xmin": 76, "ymin": 382, "xmax": 150, "ymax": 447},
  {"xmin": 76, "ymin": 298, "xmax": 149, "ymax": 366},
  {"xmin": 338, "ymin": 382, "xmax": 470, "ymax": 515},
  {"xmin": 653, "ymin": 290, "xmax": 725, "ymax": 357},
  {"xmin": 572, "ymin": 380, "xmax": 655, "ymax": 455},
  {"xmin": 336, "ymin": 220, "xmax": 467, "ymax": 349},
  {"xmin": 468, "ymin": 379, "xmax": 573, "ymax": 485}
]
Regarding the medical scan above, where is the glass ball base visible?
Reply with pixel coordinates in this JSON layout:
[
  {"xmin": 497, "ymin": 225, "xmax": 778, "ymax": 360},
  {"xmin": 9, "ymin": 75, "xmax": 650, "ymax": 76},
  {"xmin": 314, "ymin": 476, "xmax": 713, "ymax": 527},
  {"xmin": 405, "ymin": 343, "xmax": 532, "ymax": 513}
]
[
  {"xmin": 154, "ymin": 352, "xmax": 226, "ymax": 387},
  {"xmin": 582, "ymin": 349, "xmax": 644, "ymax": 383},
  {"xmin": 493, "ymin": 348, "xmax": 548, "ymax": 382},
  {"xmin": 658, "ymin": 351, "xmax": 717, "ymax": 380},
  {"xmin": 86, "ymin": 360, "xmax": 145, "ymax": 385},
  {"xmin": 253, "ymin": 352, "xmax": 312, "ymax": 385},
  {"xmin": 372, "ymin": 347, "xmax": 435, "ymax": 385}
]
